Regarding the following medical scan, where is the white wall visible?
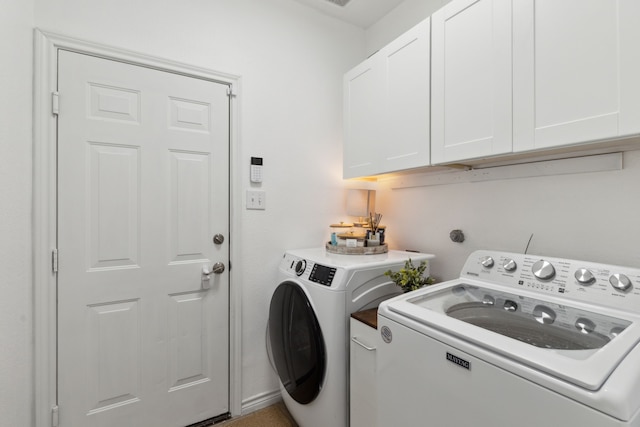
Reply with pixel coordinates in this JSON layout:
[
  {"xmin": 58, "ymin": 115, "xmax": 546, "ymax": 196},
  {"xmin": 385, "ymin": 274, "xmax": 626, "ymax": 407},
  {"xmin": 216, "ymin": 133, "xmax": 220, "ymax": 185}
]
[
  {"xmin": 0, "ymin": 0, "xmax": 364, "ymax": 422},
  {"xmin": 366, "ymin": 0, "xmax": 640, "ymax": 282},
  {"xmin": 376, "ymin": 151, "xmax": 640, "ymax": 281},
  {"xmin": 0, "ymin": 0, "xmax": 34, "ymax": 425}
]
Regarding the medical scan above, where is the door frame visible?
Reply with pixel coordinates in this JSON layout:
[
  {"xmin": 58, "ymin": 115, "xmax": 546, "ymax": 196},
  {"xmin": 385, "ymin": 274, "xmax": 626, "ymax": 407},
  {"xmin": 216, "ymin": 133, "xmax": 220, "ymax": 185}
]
[{"xmin": 33, "ymin": 29, "xmax": 243, "ymax": 427}]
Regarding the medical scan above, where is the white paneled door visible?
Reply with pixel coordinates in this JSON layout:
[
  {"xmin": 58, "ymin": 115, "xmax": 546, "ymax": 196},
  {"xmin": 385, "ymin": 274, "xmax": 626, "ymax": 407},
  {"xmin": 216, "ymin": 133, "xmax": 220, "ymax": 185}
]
[{"xmin": 57, "ymin": 51, "xmax": 230, "ymax": 427}]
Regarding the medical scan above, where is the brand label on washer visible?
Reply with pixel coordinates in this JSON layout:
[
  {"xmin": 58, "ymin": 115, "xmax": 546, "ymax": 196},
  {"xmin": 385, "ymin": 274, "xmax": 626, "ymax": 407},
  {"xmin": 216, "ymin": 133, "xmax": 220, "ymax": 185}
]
[
  {"xmin": 380, "ymin": 326, "xmax": 392, "ymax": 343},
  {"xmin": 446, "ymin": 352, "xmax": 470, "ymax": 370}
]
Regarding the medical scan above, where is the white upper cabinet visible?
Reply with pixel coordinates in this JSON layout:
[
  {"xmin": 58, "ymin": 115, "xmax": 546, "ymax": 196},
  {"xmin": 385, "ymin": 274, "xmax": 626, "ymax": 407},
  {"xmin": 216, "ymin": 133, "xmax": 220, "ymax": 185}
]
[
  {"xmin": 513, "ymin": 0, "xmax": 640, "ymax": 152},
  {"xmin": 343, "ymin": 18, "xmax": 430, "ymax": 179},
  {"xmin": 380, "ymin": 19, "xmax": 431, "ymax": 174},
  {"xmin": 344, "ymin": 57, "xmax": 383, "ymax": 178},
  {"xmin": 431, "ymin": 0, "xmax": 513, "ymax": 165},
  {"xmin": 345, "ymin": 0, "xmax": 640, "ymax": 176}
]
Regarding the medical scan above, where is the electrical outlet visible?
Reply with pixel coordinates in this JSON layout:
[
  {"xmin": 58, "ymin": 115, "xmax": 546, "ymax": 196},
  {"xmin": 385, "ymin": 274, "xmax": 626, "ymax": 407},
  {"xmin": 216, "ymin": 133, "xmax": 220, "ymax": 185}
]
[{"xmin": 246, "ymin": 190, "xmax": 266, "ymax": 210}]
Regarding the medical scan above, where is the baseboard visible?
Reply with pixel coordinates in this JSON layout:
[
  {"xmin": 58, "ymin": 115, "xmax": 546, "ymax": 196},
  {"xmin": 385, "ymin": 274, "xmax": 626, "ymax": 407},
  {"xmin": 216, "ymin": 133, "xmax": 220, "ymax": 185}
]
[{"xmin": 241, "ymin": 389, "xmax": 282, "ymax": 415}]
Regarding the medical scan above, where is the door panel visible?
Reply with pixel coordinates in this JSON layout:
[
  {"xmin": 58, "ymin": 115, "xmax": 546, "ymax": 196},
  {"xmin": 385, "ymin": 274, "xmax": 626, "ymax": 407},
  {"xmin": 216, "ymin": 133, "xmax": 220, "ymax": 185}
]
[
  {"xmin": 57, "ymin": 50, "xmax": 229, "ymax": 427},
  {"xmin": 86, "ymin": 299, "xmax": 141, "ymax": 413},
  {"xmin": 168, "ymin": 151, "xmax": 211, "ymax": 262},
  {"xmin": 87, "ymin": 143, "xmax": 140, "ymax": 269},
  {"xmin": 167, "ymin": 291, "xmax": 209, "ymax": 389}
]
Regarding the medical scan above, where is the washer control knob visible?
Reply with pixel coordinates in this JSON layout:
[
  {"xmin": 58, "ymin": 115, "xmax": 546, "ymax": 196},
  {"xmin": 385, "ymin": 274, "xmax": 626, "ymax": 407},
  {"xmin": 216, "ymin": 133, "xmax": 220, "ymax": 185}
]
[
  {"xmin": 574, "ymin": 268, "xmax": 596, "ymax": 286},
  {"xmin": 609, "ymin": 273, "xmax": 632, "ymax": 292},
  {"xmin": 502, "ymin": 258, "xmax": 517, "ymax": 272},
  {"xmin": 295, "ymin": 260, "xmax": 307, "ymax": 276},
  {"xmin": 480, "ymin": 256, "xmax": 494, "ymax": 268},
  {"xmin": 532, "ymin": 260, "xmax": 556, "ymax": 281}
]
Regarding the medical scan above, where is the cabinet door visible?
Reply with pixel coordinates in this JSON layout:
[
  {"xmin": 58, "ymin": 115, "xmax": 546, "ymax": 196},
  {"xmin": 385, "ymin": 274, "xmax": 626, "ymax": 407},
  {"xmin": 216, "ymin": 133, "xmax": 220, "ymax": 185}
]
[
  {"xmin": 379, "ymin": 18, "xmax": 430, "ymax": 174},
  {"xmin": 350, "ymin": 318, "xmax": 378, "ymax": 427},
  {"xmin": 619, "ymin": 1, "xmax": 640, "ymax": 136},
  {"xmin": 513, "ymin": 0, "xmax": 640, "ymax": 152},
  {"xmin": 431, "ymin": 0, "xmax": 512, "ymax": 164},
  {"xmin": 344, "ymin": 18, "xmax": 430, "ymax": 178},
  {"xmin": 343, "ymin": 56, "xmax": 384, "ymax": 179}
]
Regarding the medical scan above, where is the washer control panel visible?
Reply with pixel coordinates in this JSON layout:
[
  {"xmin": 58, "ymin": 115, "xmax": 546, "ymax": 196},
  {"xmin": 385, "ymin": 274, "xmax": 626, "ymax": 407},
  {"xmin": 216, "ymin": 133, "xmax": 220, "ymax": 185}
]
[
  {"xmin": 461, "ymin": 250, "xmax": 640, "ymax": 313},
  {"xmin": 280, "ymin": 253, "xmax": 337, "ymax": 287},
  {"xmin": 309, "ymin": 263, "xmax": 337, "ymax": 286}
]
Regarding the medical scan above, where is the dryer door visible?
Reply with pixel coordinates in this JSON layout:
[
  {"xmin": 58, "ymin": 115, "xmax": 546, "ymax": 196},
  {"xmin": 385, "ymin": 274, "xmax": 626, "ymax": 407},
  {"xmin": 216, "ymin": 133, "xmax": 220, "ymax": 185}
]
[{"xmin": 269, "ymin": 281, "xmax": 326, "ymax": 404}]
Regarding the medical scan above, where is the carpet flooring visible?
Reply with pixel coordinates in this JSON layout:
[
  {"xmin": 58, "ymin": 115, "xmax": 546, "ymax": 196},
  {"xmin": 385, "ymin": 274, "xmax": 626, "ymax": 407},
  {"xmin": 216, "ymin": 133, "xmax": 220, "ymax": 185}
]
[{"xmin": 217, "ymin": 402, "xmax": 298, "ymax": 427}]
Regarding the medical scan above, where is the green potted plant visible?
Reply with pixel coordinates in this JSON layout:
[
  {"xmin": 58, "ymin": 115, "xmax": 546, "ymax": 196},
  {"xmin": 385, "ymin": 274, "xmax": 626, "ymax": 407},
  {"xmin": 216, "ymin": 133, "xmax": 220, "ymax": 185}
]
[{"xmin": 384, "ymin": 259, "xmax": 435, "ymax": 293}]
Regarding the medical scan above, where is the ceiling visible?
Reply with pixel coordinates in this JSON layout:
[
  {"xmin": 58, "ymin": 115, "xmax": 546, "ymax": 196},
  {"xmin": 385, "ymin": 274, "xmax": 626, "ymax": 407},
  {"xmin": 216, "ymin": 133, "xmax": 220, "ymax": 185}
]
[{"xmin": 290, "ymin": 0, "xmax": 405, "ymax": 28}]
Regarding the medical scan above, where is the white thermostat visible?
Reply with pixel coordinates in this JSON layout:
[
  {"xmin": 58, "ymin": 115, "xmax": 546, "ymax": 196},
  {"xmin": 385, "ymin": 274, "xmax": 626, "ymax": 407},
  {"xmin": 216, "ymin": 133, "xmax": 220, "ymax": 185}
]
[{"xmin": 250, "ymin": 157, "xmax": 263, "ymax": 183}]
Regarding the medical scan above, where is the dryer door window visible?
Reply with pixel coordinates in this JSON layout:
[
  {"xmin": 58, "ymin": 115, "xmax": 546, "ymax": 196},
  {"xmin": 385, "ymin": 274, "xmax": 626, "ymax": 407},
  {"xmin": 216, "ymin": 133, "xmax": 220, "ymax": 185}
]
[{"xmin": 269, "ymin": 281, "xmax": 326, "ymax": 404}]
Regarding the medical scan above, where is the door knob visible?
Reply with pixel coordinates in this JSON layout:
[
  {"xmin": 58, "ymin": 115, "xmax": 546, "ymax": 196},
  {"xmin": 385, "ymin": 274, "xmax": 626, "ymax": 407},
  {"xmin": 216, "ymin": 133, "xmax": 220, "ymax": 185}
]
[{"xmin": 203, "ymin": 262, "xmax": 225, "ymax": 277}]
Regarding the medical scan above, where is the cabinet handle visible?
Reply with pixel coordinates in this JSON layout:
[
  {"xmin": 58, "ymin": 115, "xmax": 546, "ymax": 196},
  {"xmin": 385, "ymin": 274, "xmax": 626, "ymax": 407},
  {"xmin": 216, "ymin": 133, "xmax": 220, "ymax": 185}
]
[{"xmin": 351, "ymin": 336, "xmax": 376, "ymax": 351}]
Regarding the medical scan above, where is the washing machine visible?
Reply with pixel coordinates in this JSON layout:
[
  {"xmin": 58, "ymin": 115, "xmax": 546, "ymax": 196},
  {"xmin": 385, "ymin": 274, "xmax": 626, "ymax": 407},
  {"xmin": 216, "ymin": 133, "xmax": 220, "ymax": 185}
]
[
  {"xmin": 378, "ymin": 250, "xmax": 640, "ymax": 426},
  {"xmin": 268, "ymin": 247, "xmax": 435, "ymax": 427}
]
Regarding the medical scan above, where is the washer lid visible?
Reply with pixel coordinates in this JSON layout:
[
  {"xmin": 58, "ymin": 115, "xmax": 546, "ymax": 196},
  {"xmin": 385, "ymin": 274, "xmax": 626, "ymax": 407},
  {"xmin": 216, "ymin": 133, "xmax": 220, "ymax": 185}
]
[
  {"xmin": 384, "ymin": 281, "xmax": 640, "ymax": 391},
  {"xmin": 443, "ymin": 284, "xmax": 627, "ymax": 351}
]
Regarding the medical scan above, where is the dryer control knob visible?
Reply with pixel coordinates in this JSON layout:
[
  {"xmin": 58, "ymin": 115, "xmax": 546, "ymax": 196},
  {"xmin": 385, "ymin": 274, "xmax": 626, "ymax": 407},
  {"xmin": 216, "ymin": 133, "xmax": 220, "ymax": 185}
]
[
  {"xmin": 575, "ymin": 268, "xmax": 596, "ymax": 286},
  {"xmin": 532, "ymin": 260, "xmax": 556, "ymax": 281},
  {"xmin": 480, "ymin": 256, "xmax": 494, "ymax": 268},
  {"xmin": 502, "ymin": 258, "xmax": 517, "ymax": 272},
  {"xmin": 609, "ymin": 273, "xmax": 632, "ymax": 292},
  {"xmin": 295, "ymin": 260, "xmax": 307, "ymax": 276}
]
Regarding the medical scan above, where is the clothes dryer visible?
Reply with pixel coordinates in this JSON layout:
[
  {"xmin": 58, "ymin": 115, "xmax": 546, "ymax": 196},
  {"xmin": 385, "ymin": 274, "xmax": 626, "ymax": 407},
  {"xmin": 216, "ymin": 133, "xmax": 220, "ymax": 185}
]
[{"xmin": 268, "ymin": 248, "xmax": 434, "ymax": 427}]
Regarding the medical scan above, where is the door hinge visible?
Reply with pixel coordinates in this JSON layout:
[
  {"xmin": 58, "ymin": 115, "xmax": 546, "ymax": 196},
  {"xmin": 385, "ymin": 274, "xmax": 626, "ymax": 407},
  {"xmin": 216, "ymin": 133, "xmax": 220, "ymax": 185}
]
[
  {"xmin": 52, "ymin": 249, "xmax": 58, "ymax": 273},
  {"xmin": 226, "ymin": 86, "xmax": 236, "ymax": 97},
  {"xmin": 52, "ymin": 91, "xmax": 60, "ymax": 115},
  {"xmin": 51, "ymin": 405, "xmax": 59, "ymax": 427}
]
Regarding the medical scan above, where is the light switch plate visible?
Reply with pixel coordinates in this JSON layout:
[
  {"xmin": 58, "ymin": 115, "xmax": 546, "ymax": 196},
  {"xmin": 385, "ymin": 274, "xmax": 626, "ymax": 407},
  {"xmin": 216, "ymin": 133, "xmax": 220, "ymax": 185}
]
[{"xmin": 246, "ymin": 190, "xmax": 266, "ymax": 210}]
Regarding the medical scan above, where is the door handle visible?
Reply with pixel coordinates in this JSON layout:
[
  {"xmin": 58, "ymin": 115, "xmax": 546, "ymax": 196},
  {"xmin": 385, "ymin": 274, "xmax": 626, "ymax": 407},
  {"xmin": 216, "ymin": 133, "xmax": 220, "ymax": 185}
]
[
  {"xmin": 203, "ymin": 262, "xmax": 225, "ymax": 277},
  {"xmin": 351, "ymin": 336, "xmax": 376, "ymax": 351}
]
